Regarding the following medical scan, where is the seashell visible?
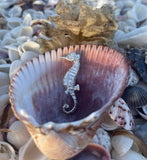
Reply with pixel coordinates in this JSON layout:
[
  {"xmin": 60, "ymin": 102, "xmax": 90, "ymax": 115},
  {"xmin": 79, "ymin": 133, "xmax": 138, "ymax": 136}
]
[
  {"xmin": 0, "ymin": 64, "xmax": 10, "ymax": 73},
  {"xmin": 0, "ymin": 85, "xmax": 9, "ymax": 96},
  {"xmin": 9, "ymin": 60, "xmax": 26, "ymax": 80},
  {"xmin": 108, "ymin": 98, "xmax": 134, "ymax": 130},
  {"xmin": 19, "ymin": 137, "xmax": 50, "ymax": 160},
  {"xmin": 17, "ymin": 36, "xmax": 30, "ymax": 46},
  {"xmin": 19, "ymin": 26, "xmax": 33, "ymax": 37},
  {"xmin": 7, "ymin": 17, "xmax": 22, "ymax": 29},
  {"xmin": 112, "ymin": 149, "xmax": 147, "ymax": 160},
  {"xmin": 8, "ymin": 5, "xmax": 22, "ymax": 17},
  {"xmin": 23, "ymin": 13, "xmax": 32, "ymax": 26},
  {"xmin": 0, "ymin": 29, "xmax": 8, "ymax": 40},
  {"xmin": 9, "ymin": 45, "xmax": 130, "ymax": 160},
  {"xmin": 8, "ymin": 49, "xmax": 20, "ymax": 62},
  {"xmin": 20, "ymin": 51, "xmax": 39, "ymax": 61},
  {"xmin": 134, "ymin": 123, "xmax": 147, "ymax": 145},
  {"xmin": 128, "ymin": 68, "xmax": 139, "ymax": 86},
  {"xmin": 122, "ymin": 86, "xmax": 147, "ymax": 109},
  {"xmin": 7, "ymin": 120, "xmax": 30, "ymax": 149},
  {"xmin": 0, "ymin": 72, "xmax": 9, "ymax": 87},
  {"xmin": 136, "ymin": 107, "xmax": 147, "ymax": 120},
  {"xmin": 0, "ymin": 141, "xmax": 16, "ymax": 160},
  {"xmin": 0, "ymin": 49, "xmax": 8, "ymax": 59},
  {"xmin": 1, "ymin": 32, "xmax": 15, "ymax": 46},
  {"xmin": 21, "ymin": 41, "xmax": 40, "ymax": 53},
  {"xmin": 125, "ymin": 47, "xmax": 147, "ymax": 82},
  {"xmin": 92, "ymin": 128, "xmax": 111, "ymax": 153},
  {"xmin": 0, "ymin": 94, "xmax": 9, "ymax": 110},
  {"xmin": 10, "ymin": 26, "xmax": 23, "ymax": 39},
  {"xmin": 70, "ymin": 143, "xmax": 110, "ymax": 160},
  {"xmin": 101, "ymin": 113, "xmax": 120, "ymax": 131},
  {"xmin": 23, "ymin": 9, "xmax": 45, "ymax": 20},
  {"xmin": 112, "ymin": 129, "xmax": 147, "ymax": 157},
  {"xmin": 117, "ymin": 26, "xmax": 147, "ymax": 47},
  {"xmin": 111, "ymin": 134, "xmax": 134, "ymax": 156},
  {"xmin": 127, "ymin": 3, "xmax": 147, "ymax": 22}
]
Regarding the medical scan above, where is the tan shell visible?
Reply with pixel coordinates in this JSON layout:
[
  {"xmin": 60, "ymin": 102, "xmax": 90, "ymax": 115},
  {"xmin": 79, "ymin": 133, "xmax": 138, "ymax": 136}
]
[{"xmin": 9, "ymin": 45, "xmax": 130, "ymax": 160}]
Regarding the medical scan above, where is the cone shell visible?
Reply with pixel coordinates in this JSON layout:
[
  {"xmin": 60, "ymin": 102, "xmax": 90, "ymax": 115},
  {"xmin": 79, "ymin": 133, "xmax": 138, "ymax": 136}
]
[{"xmin": 9, "ymin": 45, "xmax": 130, "ymax": 160}]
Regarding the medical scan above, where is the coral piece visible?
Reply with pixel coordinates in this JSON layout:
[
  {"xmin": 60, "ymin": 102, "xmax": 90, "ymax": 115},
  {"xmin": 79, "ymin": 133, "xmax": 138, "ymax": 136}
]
[{"xmin": 34, "ymin": 0, "xmax": 118, "ymax": 52}]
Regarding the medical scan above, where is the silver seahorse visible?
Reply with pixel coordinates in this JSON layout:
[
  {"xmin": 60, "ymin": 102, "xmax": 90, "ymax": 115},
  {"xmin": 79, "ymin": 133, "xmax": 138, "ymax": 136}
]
[{"xmin": 60, "ymin": 52, "xmax": 80, "ymax": 114}]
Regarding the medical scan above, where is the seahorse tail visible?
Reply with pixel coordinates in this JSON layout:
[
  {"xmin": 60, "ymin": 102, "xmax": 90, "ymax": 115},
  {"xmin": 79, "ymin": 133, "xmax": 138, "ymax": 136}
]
[{"xmin": 63, "ymin": 98, "xmax": 77, "ymax": 114}]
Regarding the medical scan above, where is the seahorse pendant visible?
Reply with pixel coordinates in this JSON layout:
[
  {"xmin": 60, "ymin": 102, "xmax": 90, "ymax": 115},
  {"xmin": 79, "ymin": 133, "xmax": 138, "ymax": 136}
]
[{"xmin": 60, "ymin": 52, "xmax": 80, "ymax": 114}]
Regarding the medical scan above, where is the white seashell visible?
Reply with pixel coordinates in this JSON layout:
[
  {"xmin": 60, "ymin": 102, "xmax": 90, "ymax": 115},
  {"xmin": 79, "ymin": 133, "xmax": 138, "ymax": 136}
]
[
  {"xmin": 128, "ymin": 68, "xmax": 139, "ymax": 86},
  {"xmin": 0, "ymin": 94, "xmax": 9, "ymax": 110},
  {"xmin": 117, "ymin": 26, "xmax": 147, "ymax": 47},
  {"xmin": 17, "ymin": 36, "xmax": 30, "ymax": 46},
  {"xmin": 0, "ymin": 85, "xmax": 9, "ymax": 96},
  {"xmin": 111, "ymin": 135, "xmax": 134, "ymax": 156},
  {"xmin": 0, "ymin": 59, "xmax": 7, "ymax": 64},
  {"xmin": 0, "ymin": 141, "xmax": 16, "ymax": 160},
  {"xmin": 23, "ymin": 13, "xmax": 32, "ymax": 26},
  {"xmin": 112, "ymin": 149, "xmax": 147, "ymax": 160},
  {"xmin": 108, "ymin": 98, "xmax": 134, "ymax": 130},
  {"xmin": 101, "ymin": 113, "xmax": 120, "ymax": 131},
  {"xmin": 21, "ymin": 41, "xmax": 40, "ymax": 53},
  {"xmin": 9, "ymin": 60, "xmax": 25, "ymax": 80},
  {"xmin": 1, "ymin": 32, "xmax": 15, "ymax": 46},
  {"xmin": 0, "ymin": 29, "xmax": 8, "ymax": 40},
  {"xmin": 10, "ymin": 26, "xmax": 23, "ymax": 38},
  {"xmin": 114, "ymin": 29, "xmax": 125, "ymax": 42},
  {"xmin": 19, "ymin": 138, "xmax": 50, "ymax": 160},
  {"xmin": 0, "ymin": 64, "xmax": 10, "ymax": 73},
  {"xmin": 145, "ymin": 54, "xmax": 147, "ymax": 65},
  {"xmin": 7, "ymin": 17, "xmax": 22, "ymax": 29},
  {"xmin": 23, "ymin": 9, "xmax": 44, "ymax": 20},
  {"xmin": 8, "ymin": 49, "xmax": 20, "ymax": 62},
  {"xmin": 21, "ymin": 51, "xmax": 39, "ymax": 61},
  {"xmin": 127, "ymin": 4, "xmax": 147, "ymax": 22},
  {"xmin": 7, "ymin": 121, "xmax": 30, "ymax": 149},
  {"xmin": 19, "ymin": 26, "xmax": 33, "ymax": 37},
  {"xmin": 0, "ymin": 72, "xmax": 9, "ymax": 87},
  {"xmin": 8, "ymin": 5, "xmax": 22, "ymax": 17},
  {"xmin": 92, "ymin": 128, "xmax": 111, "ymax": 153}
]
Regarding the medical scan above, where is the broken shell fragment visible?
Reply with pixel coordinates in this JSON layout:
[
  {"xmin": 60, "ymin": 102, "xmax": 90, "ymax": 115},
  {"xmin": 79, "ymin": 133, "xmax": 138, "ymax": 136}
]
[
  {"xmin": 9, "ymin": 45, "xmax": 130, "ymax": 160},
  {"xmin": 92, "ymin": 128, "xmax": 111, "ymax": 153},
  {"xmin": 70, "ymin": 143, "xmax": 110, "ymax": 160}
]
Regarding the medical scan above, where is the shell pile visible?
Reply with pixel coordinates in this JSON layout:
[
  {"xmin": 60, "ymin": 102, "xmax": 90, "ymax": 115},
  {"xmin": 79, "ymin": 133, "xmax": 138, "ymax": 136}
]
[{"xmin": 0, "ymin": 0, "xmax": 147, "ymax": 160}]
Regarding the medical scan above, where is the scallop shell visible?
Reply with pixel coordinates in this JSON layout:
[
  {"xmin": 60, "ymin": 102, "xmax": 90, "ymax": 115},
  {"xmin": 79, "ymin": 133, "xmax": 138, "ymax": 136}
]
[
  {"xmin": 108, "ymin": 98, "xmax": 134, "ymax": 130},
  {"xmin": 9, "ymin": 45, "xmax": 130, "ymax": 160},
  {"xmin": 122, "ymin": 86, "xmax": 147, "ymax": 108},
  {"xmin": 70, "ymin": 143, "xmax": 110, "ymax": 160},
  {"xmin": 7, "ymin": 120, "xmax": 30, "ymax": 149}
]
